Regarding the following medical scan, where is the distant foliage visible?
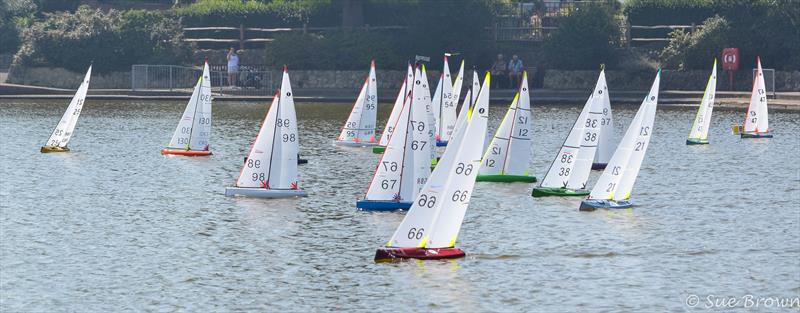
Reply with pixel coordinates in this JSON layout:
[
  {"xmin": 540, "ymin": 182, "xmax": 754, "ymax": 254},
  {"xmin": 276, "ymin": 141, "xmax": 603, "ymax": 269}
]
[
  {"xmin": 176, "ymin": 0, "xmax": 336, "ymax": 28},
  {"xmin": 660, "ymin": 16, "xmax": 729, "ymax": 70},
  {"xmin": 542, "ymin": 4, "xmax": 621, "ymax": 70},
  {"xmin": 624, "ymin": 0, "xmax": 714, "ymax": 26},
  {"xmin": 14, "ymin": 6, "xmax": 193, "ymax": 73},
  {"xmin": 266, "ymin": 31, "xmax": 406, "ymax": 70},
  {"xmin": 265, "ymin": 0, "xmax": 503, "ymax": 70},
  {"xmin": 655, "ymin": 0, "xmax": 800, "ymax": 70}
]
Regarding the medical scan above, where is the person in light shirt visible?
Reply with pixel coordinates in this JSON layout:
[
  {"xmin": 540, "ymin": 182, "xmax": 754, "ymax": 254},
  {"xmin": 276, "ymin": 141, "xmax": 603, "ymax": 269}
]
[
  {"xmin": 508, "ymin": 54, "xmax": 524, "ymax": 89},
  {"xmin": 227, "ymin": 47, "xmax": 239, "ymax": 87}
]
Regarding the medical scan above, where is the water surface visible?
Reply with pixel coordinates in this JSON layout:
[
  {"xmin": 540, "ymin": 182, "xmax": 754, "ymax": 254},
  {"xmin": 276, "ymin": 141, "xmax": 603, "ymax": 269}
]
[{"xmin": 1, "ymin": 99, "xmax": 798, "ymax": 312}]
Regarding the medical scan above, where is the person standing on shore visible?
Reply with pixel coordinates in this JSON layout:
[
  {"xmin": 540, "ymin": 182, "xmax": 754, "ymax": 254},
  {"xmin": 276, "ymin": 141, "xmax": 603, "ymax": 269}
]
[
  {"xmin": 490, "ymin": 54, "xmax": 507, "ymax": 89},
  {"xmin": 227, "ymin": 48, "xmax": 239, "ymax": 88},
  {"xmin": 508, "ymin": 54, "xmax": 524, "ymax": 89}
]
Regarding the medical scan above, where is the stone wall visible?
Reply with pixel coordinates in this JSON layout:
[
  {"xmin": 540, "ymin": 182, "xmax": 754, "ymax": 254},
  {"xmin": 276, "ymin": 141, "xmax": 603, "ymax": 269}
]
[
  {"xmin": 544, "ymin": 69, "xmax": 800, "ymax": 91},
  {"xmin": 8, "ymin": 66, "xmax": 130, "ymax": 89}
]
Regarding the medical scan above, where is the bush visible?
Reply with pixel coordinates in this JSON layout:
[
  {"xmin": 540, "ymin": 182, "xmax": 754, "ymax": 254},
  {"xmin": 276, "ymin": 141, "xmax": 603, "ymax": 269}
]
[
  {"xmin": 14, "ymin": 5, "xmax": 193, "ymax": 73},
  {"xmin": 656, "ymin": 0, "xmax": 800, "ymax": 70},
  {"xmin": 265, "ymin": 0, "xmax": 502, "ymax": 70},
  {"xmin": 542, "ymin": 4, "xmax": 621, "ymax": 70},
  {"xmin": 660, "ymin": 15, "xmax": 729, "ymax": 70},
  {"xmin": 624, "ymin": 0, "xmax": 714, "ymax": 26},
  {"xmin": 176, "ymin": 0, "xmax": 336, "ymax": 28},
  {"xmin": 266, "ymin": 31, "xmax": 406, "ymax": 70}
]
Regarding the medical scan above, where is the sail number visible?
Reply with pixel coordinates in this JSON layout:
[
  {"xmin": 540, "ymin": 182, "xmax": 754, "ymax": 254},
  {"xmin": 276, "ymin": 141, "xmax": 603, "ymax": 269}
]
[
  {"xmin": 485, "ymin": 159, "xmax": 495, "ymax": 167},
  {"xmin": 181, "ymin": 127, "xmax": 191, "ymax": 134},
  {"xmin": 409, "ymin": 121, "xmax": 426, "ymax": 131},
  {"xmin": 283, "ymin": 133, "xmax": 296, "ymax": 142},
  {"xmin": 200, "ymin": 94, "xmax": 211, "ymax": 102},
  {"xmin": 198, "ymin": 117, "xmax": 211, "ymax": 125},
  {"xmin": 417, "ymin": 194, "xmax": 436, "ymax": 208},
  {"xmin": 246, "ymin": 158, "xmax": 261, "ymax": 168},
  {"xmin": 455, "ymin": 163, "xmax": 473, "ymax": 175},
  {"xmin": 177, "ymin": 137, "xmax": 189, "ymax": 144},
  {"xmin": 407, "ymin": 228, "xmax": 424, "ymax": 240},
  {"xmin": 277, "ymin": 119, "xmax": 290, "ymax": 127},
  {"xmin": 252, "ymin": 172, "xmax": 265, "ymax": 182},
  {"xmin": 381, "ymin": 161, "xmax": 398, "ymax": 171},
  {"xmin": 585, "ymin": 118, "xmax": 598, "ymax": 128},
  {"xmin": 451, "ymin": 190, "xmax": 469, "ymax": 202},
  {"xmin": 584, "ymin": 132, "xmax": 597, "ymax": 142},
  {"xmin": 639, "ymin": 126, "xmax": 650, "ymax": 136},
  {"xmin": 560, "ymin": 154, "xmax": 573, "ymax": 163},
  {"xmin": 381, "ymin": 179, "xmax": 397, "ymax": 189},
  {"xmin": 492, "ymin": 146, "xmax": 501, "ymax": 155},
  {"xmin": 558, "ymin": 167, "xmax": 571, "ymax": 176},
  {"xmin": 634, "ymin": 141, "xmax": 645, "ymax": 151}
]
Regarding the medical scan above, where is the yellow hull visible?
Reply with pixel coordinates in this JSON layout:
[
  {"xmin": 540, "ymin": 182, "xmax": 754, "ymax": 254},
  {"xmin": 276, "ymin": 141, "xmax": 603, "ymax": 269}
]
[{"xmin": 40, "ymin": 146, "xmax": 70, "ymax": 153}]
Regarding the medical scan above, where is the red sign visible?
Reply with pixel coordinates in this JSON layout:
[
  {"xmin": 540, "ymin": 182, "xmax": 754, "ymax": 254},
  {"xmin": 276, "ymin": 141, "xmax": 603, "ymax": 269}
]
[{"xmin": 722, "ymin": 48, "xmax": 739, "ymax": 71}]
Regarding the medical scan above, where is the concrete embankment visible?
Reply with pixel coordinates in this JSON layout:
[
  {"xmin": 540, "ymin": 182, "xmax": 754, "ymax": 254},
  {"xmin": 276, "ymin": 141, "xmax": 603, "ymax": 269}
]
[{"xmin": 1, "ymin": 83, "xmax": 798, "ymax": 110}]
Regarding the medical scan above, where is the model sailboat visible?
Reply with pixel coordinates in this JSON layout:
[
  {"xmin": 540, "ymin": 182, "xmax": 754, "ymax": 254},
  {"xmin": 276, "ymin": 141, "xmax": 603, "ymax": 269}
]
[
  {"xmin": 375, "ymin": 72, "xmax": 490, "ymax": 261},
  {"xmin": 592, "ymin": 71, "xmax": 614, "ymax": 170},
  {"xmin": 373, "ymin": 63, "xmax": 413, "ymax": 154},
  {"xmin": 431, "ymin": 55, "xmax": 456, "ymax": 146},
  {"xmin": 477, "ymin": 71, "xmax": 535, "ymax": 182},
  {"xmin": 162, "ymin": 60, "xmax": 213, "ymax": 156},
  {"xmin": 533, "ymin": 70, "xmax": 608, "ymax": 197},
  {"xmin": 335, "ymin": 60, "xmax": 378, "ymax": 146},
  {"xmin": 225, "ymin": 66, "xmax": 307, "ymax": 198},
  {"xmin": 738, "ymin": 57, "xmax": 772, "ymax": 138},
  {"xmin": 687, "ymin": 60, "xmax": 717, "ymax": 145},
  {"xmin": 580, "ymin": 70, "xmax": 660, "ymax": 211},
  {"xmin": 358, "ymin": 66, "xmax": 433, "ymax": 211},
  {"xmin": 41, "ymin": 65, "xmax": 92, "ymax": 153}
]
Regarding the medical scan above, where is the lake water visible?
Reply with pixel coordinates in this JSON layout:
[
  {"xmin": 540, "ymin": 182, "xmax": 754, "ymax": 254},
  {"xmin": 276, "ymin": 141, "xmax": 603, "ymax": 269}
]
[{"xmin": 1, "ymin": 99, "xmax": 798, "ymax": 312}]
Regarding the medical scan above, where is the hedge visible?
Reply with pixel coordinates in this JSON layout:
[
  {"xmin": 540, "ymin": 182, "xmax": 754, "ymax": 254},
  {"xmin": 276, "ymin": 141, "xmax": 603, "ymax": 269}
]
[
  {"xmin": 654, "ymin": 0, "xmax": 800, "ymax": 70},
  {"xmin": 542, "ymin": 4, "xmax": 621, "ymax": 70},
  {"xmin": 14, "ymin": 6, "xmax": 193, "ymax": 73}
]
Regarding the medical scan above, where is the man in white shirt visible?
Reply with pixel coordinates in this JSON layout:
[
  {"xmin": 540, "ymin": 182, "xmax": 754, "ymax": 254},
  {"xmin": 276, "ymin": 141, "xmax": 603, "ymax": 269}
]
[{"xmin": 227, "ymin": 47, "xmax": 239, "ymax": 87}]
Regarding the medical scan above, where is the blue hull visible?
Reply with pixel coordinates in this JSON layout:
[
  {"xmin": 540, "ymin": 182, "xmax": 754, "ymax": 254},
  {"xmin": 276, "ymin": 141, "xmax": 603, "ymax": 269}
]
[
  {"xmin": 436, "ymin": 140, "xmax": 448, "ymax": 147},
  {"xmin": 579, "ymin": 199, "xmax": 632, "ymax": 211},
  {"xmin": 356, "ymin": 200, "xmax": 412, "ymax": 211}
]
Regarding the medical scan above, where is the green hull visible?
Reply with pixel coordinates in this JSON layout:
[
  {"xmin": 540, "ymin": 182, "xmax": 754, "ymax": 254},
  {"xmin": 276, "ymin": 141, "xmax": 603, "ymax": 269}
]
[
  {"xmin": 531, "ymin": 187, "xmax": 590, "ymax": 197},
  {"xmin": 476, "ymin": 174, "xmax": 537, "ymax": 183},
  {"xmin": 372, "ymin": 146, "xmax": 386, "ymax": 154},
  {"xmin": 741, "ymin": 132, "xmax": 773, "ymax": 138},
  {"xmin": 686, "ymin": 138, "xmax": 709, "ymax": 145}
]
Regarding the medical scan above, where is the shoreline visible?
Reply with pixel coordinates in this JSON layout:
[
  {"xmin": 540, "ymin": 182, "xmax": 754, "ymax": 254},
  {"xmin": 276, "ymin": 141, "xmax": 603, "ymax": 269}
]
[{"xmin": 1, "ymin": 84, "xmax": 798, "ymax": 110}]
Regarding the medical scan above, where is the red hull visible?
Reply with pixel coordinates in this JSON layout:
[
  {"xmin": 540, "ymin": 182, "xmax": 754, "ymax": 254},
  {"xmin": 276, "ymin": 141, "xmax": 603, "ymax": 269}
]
[
  {"xmin": 161, "ymin": 149, "xmax": 212, "ymax": 156},
  {"xmin": 374, "ymin": 247, "xmax": 465, "ymax": 261}
]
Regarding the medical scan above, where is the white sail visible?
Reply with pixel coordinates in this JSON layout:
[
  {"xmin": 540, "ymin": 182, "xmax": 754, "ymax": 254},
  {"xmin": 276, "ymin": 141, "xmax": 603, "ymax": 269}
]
[
  {"xmin": 431, "ymin": 56, "xmax": 456, "ymax": 142},
  {"xmin": 688, "ymin": 60, "xmax": 717, "ymax": 141},
  {"xmin": 594, "ymin": 71, "xmax": 614, "ymax": 166},
  {"xmin": 588, "ymin": 70, "xmax": 660, "ymax": 201},
  {"xmin": 386, "ymin": 72, "xmax": 490, "ymax": 249},
  {"xmin": 44, "ymin": 65, "xmax": 92, "ymax": 148},
  {"xmin": 539, "ymin": 83, "xmax": 596, "ymax": 188},
  {"xmin": 479, "ymin": 71, "xmax": 533, "ymax": 176},
  {"xmin": 378, "ymin": 64, "xmax": 413, "ymax": 147},
  {"xmin": 235, "ymin": 68, "xmax": 300, "ymax": 190},
  {"xmin": 743, "ymin": 58, "xmax": 769, "ymax": 134},
  {"xmin": 566, "ymin": 72, "xmax": 606, "ymax": 189},
  {"xmin": 167, "ymin": 62, "xmax": 212, "ymax": 151},
  {"xmin": 451, "ymin": 71, "xmax": 480, "ymax": 144},
  {"xmin": 419, "ymin": 66, "xmax": 437, "ymax": 161},
  {"xmin": 338, "ymin": 60, "xmax": 378, "ymax": 144},
  {"xmin": 366, "ymin": 92, "xmax": 411, "ymax": 200},
  {"xmin": 451, "ymin": 60, "xmax": 465, "ymax": 109}
]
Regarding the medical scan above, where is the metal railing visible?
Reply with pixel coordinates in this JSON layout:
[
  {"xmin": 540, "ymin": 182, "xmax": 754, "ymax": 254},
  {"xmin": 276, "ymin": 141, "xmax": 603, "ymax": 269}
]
[{"xmin": 131, "ymin": 64, "xmax": 274, "ymax": 96}]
